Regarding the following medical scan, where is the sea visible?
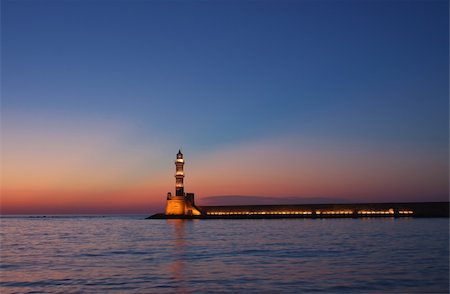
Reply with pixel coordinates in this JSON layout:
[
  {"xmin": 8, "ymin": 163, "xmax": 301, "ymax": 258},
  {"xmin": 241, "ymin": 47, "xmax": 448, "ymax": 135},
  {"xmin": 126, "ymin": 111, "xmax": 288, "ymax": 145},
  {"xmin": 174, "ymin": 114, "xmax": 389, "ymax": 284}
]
[{"xmin": 0, "ymin": 216, "xmax": 448, "ymax": 293}]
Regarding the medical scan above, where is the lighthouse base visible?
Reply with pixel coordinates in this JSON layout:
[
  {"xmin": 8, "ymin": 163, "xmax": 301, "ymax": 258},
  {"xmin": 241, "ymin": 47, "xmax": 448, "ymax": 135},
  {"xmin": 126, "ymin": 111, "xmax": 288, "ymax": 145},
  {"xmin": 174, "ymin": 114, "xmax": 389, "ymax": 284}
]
[
  {"xmin": 165, "ymin": 192, "xmax": 202, "ymax": 216},
  {"xmin": 165, "ymin": 198, "xmax": 186, "ymax": 215}
]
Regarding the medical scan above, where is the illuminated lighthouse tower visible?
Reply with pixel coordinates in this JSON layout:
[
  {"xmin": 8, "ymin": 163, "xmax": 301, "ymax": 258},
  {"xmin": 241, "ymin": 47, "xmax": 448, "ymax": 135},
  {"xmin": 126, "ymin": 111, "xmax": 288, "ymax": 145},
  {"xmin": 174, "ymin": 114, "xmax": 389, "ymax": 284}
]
[
  {"xmin": 175, "ymin": 150, "xmax": 185, "ymax": 196},
  {"xmin": 165, "ymin": 150, "xmax": 202, "ymax": 216}
]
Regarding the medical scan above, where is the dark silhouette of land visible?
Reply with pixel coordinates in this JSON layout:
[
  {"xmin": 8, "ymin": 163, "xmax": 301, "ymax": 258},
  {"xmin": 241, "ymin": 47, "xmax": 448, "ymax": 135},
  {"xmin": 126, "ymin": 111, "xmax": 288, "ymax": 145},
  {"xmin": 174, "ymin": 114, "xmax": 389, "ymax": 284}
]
[{"xmin": 200, "ymin": 195, "xmax": 352, "ymax": 205}]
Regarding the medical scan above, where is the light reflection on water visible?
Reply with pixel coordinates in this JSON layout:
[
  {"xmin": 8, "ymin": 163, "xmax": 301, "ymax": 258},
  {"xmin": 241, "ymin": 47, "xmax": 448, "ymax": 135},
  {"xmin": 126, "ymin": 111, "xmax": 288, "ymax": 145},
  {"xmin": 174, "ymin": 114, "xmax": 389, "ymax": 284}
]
[
  {"xmin": 0, "ymin": 216, "xmax": 448, "ymax": 293},
  {"xmin": 168, "ymin": 219, "xmax": 187, "ymax": 294}
]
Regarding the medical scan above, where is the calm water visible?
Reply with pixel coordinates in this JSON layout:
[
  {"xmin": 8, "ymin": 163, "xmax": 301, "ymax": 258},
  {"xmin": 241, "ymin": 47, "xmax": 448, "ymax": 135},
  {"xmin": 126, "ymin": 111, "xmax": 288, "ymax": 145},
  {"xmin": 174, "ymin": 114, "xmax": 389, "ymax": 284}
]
[{"xmin": 0, "ymin": 216, "xmax": 448, "ymax": 293}]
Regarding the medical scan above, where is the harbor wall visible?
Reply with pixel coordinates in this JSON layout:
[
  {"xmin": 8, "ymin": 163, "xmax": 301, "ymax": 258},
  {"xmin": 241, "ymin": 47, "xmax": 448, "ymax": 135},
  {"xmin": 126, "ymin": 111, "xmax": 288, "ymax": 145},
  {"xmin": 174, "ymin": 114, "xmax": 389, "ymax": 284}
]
[{"xmin": 150, "ymin": 202, "xmax": 449, "ymax": 219}]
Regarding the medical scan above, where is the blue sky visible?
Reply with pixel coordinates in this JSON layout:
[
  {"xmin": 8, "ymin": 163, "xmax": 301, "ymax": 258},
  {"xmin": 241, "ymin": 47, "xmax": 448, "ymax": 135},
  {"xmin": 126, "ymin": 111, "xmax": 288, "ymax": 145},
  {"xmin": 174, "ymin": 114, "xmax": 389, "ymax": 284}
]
[{"xmin": 1, "ymin": 0, "xmax": 448, "ymax": 213}]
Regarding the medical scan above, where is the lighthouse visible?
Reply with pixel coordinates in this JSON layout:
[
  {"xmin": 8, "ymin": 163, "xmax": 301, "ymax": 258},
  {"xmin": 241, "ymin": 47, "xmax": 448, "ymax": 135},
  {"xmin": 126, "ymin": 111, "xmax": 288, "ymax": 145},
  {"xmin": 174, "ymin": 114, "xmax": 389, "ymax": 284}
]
[
  {"xmin": 165, "ymin": 150, "xmax": 202, "ymax": 216},
  {"xmin": 175, "ymin": 150, "xmax": 184, "ymax": 196}
]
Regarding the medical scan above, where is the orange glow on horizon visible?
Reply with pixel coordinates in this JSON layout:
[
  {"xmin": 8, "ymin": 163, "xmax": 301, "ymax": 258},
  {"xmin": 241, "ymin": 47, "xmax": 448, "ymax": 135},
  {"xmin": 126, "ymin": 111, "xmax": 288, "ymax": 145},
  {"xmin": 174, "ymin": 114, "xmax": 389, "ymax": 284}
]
[{"xmin": 1, "ymin": 123, "xmax": 447, "ymax": 214}]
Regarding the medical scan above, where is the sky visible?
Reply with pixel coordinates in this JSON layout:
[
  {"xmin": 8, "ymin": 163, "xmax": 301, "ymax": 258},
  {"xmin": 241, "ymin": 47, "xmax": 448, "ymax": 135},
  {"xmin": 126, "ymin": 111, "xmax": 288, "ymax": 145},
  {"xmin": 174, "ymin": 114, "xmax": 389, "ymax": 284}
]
[{"xmin": 1, "ymin": 0, "xmax": 448, "ymax": 214}]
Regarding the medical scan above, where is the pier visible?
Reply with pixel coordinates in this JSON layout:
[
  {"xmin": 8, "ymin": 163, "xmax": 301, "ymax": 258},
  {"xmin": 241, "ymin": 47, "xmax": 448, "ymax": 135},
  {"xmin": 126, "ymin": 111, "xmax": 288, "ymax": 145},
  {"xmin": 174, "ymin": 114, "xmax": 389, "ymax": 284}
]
[{"xmin": 148, "ymin": 202, "xmax": 449, "ymax": 219}]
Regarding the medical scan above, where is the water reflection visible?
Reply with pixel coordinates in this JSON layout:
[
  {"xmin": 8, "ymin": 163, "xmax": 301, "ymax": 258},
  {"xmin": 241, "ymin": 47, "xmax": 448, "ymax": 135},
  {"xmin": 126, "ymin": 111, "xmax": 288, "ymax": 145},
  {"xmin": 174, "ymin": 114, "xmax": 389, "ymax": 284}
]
[
  {"xmin": 0, "ymin": 217, "xmax": 447, "ymax": 293},
  {"xmin": 167, "ymin": 219, "xmax": 187, "ymax": 293}
]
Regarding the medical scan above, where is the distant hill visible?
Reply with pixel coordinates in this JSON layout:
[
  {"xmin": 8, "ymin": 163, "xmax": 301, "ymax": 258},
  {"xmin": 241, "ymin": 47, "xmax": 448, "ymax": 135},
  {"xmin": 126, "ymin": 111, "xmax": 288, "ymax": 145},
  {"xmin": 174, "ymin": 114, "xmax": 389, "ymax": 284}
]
[{"xmin": 198, "ymin": 195, "xmax": 351, "ymax": 206}]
